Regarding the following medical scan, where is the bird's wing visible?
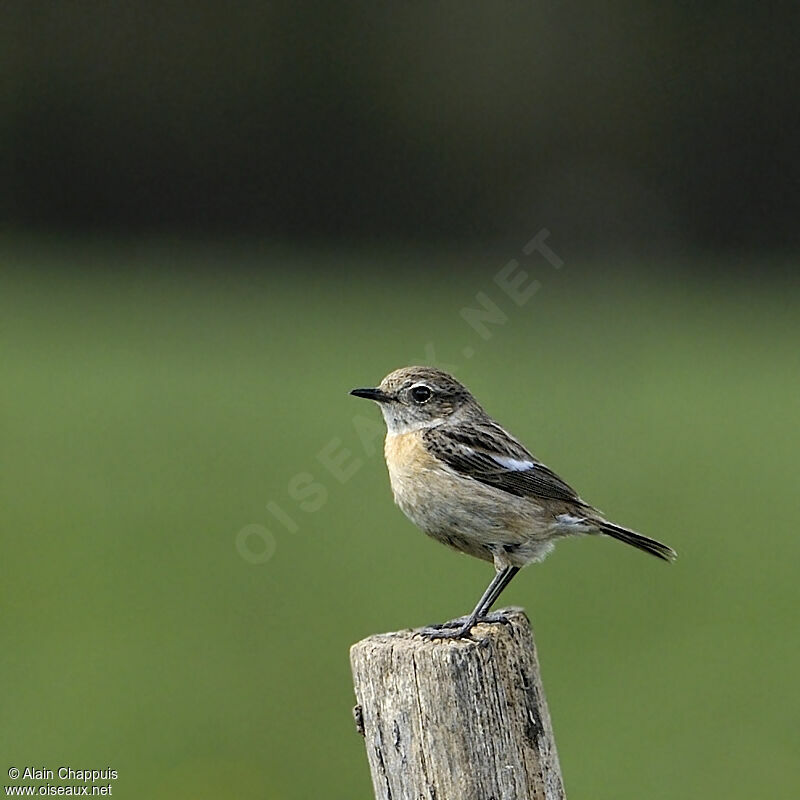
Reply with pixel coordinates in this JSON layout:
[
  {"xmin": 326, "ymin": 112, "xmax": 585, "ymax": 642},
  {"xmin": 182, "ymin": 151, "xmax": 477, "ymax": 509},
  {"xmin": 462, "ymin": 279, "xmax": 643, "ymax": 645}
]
[{"xmin": 423, "ymin": 421, "xmax": 585, "ymax": 504}]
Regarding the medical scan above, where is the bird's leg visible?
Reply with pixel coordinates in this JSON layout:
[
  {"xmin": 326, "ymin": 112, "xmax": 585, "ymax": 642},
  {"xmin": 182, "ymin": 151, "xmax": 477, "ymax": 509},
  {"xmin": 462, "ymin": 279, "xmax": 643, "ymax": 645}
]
[
  {"xmin": 431, "ymin": 565, "xmax": 520, "ymax": 629},
  {"xmin": 476, "ymin": 565, "xmax": 520, "ymax": 618},
  {"xmin": 420, "ymin": 566, "xmax": 520, "ymax": 639}
]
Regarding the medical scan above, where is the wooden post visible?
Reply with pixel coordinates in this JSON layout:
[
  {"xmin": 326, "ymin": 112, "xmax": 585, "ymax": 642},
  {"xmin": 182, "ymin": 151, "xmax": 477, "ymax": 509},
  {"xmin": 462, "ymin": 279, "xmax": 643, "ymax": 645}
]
[{"xmin": 350, "ymin": 607, "xmax": 565, "ymax": 800}]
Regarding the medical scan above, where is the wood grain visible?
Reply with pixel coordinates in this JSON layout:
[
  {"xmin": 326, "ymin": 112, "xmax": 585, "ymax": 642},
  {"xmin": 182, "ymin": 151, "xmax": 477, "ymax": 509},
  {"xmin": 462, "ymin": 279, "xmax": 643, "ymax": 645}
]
[{"xmin": 350, "ymin": 608, "xmax": 565, "ymax": 800}]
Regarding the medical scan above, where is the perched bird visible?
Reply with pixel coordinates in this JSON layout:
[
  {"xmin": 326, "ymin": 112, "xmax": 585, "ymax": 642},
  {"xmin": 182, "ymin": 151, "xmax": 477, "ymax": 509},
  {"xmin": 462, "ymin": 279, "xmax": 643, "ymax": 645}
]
[{"xmin": 351, "ymin": 366, "xmax": 676, "ymax": 639}]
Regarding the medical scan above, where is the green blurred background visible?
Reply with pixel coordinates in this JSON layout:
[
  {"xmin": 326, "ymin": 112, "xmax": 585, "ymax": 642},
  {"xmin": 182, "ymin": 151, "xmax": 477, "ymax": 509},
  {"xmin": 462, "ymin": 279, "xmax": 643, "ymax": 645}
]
[
  {"xmin": 2, "ymin": 3, "xmax": 800, "ymax": 799},
  {"xmin": 3, "ymin": 246, "xmax": 798, "ymax": 798}
]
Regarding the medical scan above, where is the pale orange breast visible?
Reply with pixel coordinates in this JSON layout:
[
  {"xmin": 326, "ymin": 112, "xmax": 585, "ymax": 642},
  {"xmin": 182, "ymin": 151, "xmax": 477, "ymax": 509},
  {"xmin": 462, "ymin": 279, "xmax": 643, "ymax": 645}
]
[
  {"xmin": 382, "ymin": 430, "xmax": 561, "ymax": 567},
  {"xmin": 383, "ymin": 431, "xmax": 441, "ymax": 511},
  {"xmin": 384, "ymin": 431, "xmax": 436, "ymax": 472}
]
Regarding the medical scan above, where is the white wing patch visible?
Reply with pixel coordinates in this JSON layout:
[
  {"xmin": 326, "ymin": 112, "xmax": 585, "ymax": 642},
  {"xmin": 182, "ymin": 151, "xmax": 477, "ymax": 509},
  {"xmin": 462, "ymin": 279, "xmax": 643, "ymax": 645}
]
[
  {"xmin": 492, "ymin": 455, "xmax": 536, "ymax": 471},
  {"xmin": 555, "ymin": 513, "xmax": 592, "ymax": 532}
]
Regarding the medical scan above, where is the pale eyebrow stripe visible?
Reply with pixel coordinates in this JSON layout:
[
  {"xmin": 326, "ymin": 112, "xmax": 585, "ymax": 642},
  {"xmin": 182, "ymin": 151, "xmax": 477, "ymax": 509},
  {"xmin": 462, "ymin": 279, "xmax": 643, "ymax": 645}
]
[{"xmin": 491, "ymin": 455, "xmax": 535, "ymax": 471}]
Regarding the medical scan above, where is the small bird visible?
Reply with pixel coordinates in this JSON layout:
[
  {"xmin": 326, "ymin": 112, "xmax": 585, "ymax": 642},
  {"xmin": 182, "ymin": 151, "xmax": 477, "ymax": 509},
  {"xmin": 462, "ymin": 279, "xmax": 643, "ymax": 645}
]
[{"xmin": 351, "ymin": 366, "xmax": 676, "ymax": 639}]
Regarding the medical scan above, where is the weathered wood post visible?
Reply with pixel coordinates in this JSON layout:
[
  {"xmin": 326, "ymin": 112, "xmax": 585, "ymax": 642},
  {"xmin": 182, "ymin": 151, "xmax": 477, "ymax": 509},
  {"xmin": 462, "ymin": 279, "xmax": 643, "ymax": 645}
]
[{"xmin": 350, "ymin": 607, "xmax": 565, "ymax": 800}]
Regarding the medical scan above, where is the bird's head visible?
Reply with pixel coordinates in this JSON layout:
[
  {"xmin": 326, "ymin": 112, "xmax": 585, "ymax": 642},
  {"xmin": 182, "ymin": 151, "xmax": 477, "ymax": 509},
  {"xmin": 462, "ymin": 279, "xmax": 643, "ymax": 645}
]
[{"xmin": 350, "ymin": 366, "xmax": 481, "ymax": 434}]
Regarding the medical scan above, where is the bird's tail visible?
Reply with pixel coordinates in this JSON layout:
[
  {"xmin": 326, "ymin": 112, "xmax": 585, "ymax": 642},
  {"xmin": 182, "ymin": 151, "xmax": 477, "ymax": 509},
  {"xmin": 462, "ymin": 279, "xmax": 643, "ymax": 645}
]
[{"xmin": 598, "ymin": 520, "xmax": 677, "ymax": 562}]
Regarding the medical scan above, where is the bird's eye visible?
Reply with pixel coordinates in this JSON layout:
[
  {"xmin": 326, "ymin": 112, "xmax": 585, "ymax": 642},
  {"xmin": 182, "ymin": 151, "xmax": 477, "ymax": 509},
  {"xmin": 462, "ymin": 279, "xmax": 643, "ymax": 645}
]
[{"xmin": 410, "ymin": 385, "xmax": 432, "ymax": 403}]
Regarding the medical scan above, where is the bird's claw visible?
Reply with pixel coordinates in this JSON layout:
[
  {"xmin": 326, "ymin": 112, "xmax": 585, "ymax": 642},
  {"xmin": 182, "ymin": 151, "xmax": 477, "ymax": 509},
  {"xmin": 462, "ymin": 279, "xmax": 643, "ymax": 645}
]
[
  {"xmin": 423, "ymin": 615, "xmax": 471, "ymax": 631},
  {"xmin": 417, "ymin": 624, "xmax": 475, "ymax": 640},
  {"xmin": 476, "ymin": 610, "xmax": 515, "ymax": 626},
  {"xmin": 415, "ymin": 610, "xmax": 514, "ymax": 640}
]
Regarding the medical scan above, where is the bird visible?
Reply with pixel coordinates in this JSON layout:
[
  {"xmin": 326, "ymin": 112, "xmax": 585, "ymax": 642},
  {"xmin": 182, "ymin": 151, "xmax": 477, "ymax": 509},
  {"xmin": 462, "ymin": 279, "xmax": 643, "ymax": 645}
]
[{"xmin": 350, "ymin": 366, "xmax": 676, "ymax": 639}]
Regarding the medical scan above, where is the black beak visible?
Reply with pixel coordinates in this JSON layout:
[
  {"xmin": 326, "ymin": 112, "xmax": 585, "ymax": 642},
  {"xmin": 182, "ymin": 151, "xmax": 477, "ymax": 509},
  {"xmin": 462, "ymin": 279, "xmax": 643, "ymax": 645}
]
[{"xmin": 350, "ymin": 387, "xmax": 391, "ymax": 402}]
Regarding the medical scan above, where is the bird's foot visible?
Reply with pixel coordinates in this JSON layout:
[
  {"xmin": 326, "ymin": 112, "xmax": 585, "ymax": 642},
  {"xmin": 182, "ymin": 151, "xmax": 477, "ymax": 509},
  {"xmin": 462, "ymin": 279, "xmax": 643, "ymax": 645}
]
[
  {"xmin": 423, "ymin": 615, "xmax": 471, "ymax": 631},
  {"xmin": 477, "ymin": 610, "xmax": 516, "ymax": 626},
  {"xmin": 417, "ymin": 611, "xmax": 514, "ymax": 640},
  {"xmin": 417, "ymin": 622, "xmax": 474, "ymax": 640}
]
